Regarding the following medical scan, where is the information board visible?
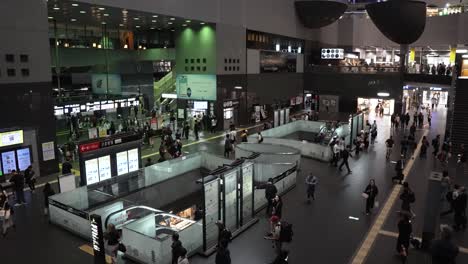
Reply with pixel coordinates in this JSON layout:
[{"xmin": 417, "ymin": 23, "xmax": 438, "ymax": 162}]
[
  {"xmin": 85, "ymin": 159, "xmax": 99, "ymax": 185},
  {"xmin": 116, "ymin": 151, "xmax": 129, "ymax": 176},
  {"xmin": 204, "ymin": 179, "xmax": 220, "ymax": 250},
  {"xmin": 224, "ymin": 171, "xmax": 238, "ymax": 230},
  {"xmin": 242, "ymin": 163, "xmax": 254, "ymax": 224},
  {"xmin": 16, "ymin": 148, "xmax": 31, "ymax": 171},
  {"xmin": 0, "ymin": 130, "xmax": 23, "ymax": 148},
  {"xmin": 1, "ymin": 151, "xmax": 17, "ymax": 174},
  {"xmin": 98, "ymin": 156, "xmax": 111, "ymax": 181},
  {"xmin": 127, "ymin": 148, "xmax": 139, "ymax": 173},
  {"xmin": 176, "ymin": 74, "xmax": 216, "ymax": 101}
]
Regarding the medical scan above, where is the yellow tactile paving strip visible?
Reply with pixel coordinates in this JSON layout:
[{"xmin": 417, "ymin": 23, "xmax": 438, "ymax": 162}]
[
  {"xmin": 350, "ymin": 130, "xmax": 429, "ymax": 264},
  {"xmin": 79, "ymin": 244, "xmax": 113, "ymax": 263}
]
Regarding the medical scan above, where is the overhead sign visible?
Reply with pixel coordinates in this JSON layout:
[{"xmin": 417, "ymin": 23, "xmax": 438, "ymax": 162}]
[
  {"xmin": 0, "ymin": 130, "xmax": 23, "ymax": 147},
  {"xmin": 321, "ymin": 48, "xmax": 344, "ymax": 59},
  {"xmin": 176, "ymin": 74, "xmax": 216, "ymax": 101}
]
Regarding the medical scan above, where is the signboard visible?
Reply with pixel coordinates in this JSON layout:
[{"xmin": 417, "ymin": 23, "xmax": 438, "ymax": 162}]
[
  {"xmin": 88, "ymin": 128, "xmax": 98, "ymax": 139},
  {"xmin": 321, "ymin": 48, "xmax": 344, "ymax": 59},
  {"xmin": 42, "ymin": 141, "xmax": 55, "ymax": 161},
  {"xmin": 0, "ymin": 130, "xmax": 23, "ymax": 148},
  {"xmin": 260, "ymin": 51, "xmax": 297, "ymax": 73},
  {"xmin": 16, "ymin": 148, "xmax": 31, "ymax": 171},
  {"xmin": 90, "ymin": 214, "xmax": 106, "ymax": 264},
  {"xmin": 116, "ymin": 151, "xmax": 129, "ymax": 176},
  {"xmin": 176, "ymin": 74, "xmax": 216, "ymax": 101},
  {"xmin": 98, "ymin": 127, "xmax": 107, "ymax": 138},
  {"xmin": 1, "ymin": 151, "xmax": 16, "ymax": 174},
  {"xmin": 98, "ymin": 156, "xmax": 111, "ymax": 182},
  {"xmin": 127, "ymin": 148, "xmax": 139, "ymax": 173},
  {"xmin": 150, "ymin": 118, "xmax": 158, "ymax": 130},
  {"xmin": 85, "ymin": 159, "xmax": 99, "ymax": 185},
  {"xmin": 91, "ymin": 74, "xmax": 122, "ymax": 95}
]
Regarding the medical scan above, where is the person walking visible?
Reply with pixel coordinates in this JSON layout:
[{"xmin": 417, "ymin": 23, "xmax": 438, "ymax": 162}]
[
  {"xmin": 265, "ymin": 178, "xmax": 278, "ymax": 216},
  {"xmin": 370, "ymin": 126, "xmax": 377, "ymax": 145},
  {"xmin": 400, "ymin": 182, "xmax": 416, "ymax": 217},
  {"xmin": 396, "ymin": 213, "xmax": 412, "ymax": 260},
  {"xmin": 394, "ymin": 114, "xmax": 400, "ymax": 130},
  {"xmin": 404, "ymin": 112, "xmax": 410, "ymax": 129},
  {"xmin": 271, "ymin": 195, "xmax": 283, "ymax": 219},
  {"xmin": 177, "ymin": 248, "xmax": 189, "ymax": 264},
  {"xmin": 193, "ymin": 120, "xmax": 200, "ymax": 140},
  {"xmin": 1, "ymin": 185, "xmax": 13, "ymax": 237},
  {"xmin": 24, "ymin": 165, "xmax": 36, "ymax": 193},
  {"xmin": 183, "ymin": 122, "xmax": 190, "ymax": 140},
  {"xmin": 385, "ymin": 136, "xmax": 394, "ymax": 160},
  {"xmin": 9, "ymin": 170, "xmax": 26, "ymax": 206},
  {"xmin": 211, "ymin": 116, "xmax": 218, "ymax": 134},
  {"xmin": 171, "ymin": 233, "xmax": 183, "ymax": 264},
  {"xmin": 453, "ymin": 186, "xmax": 467, "ymax": 231},
  {"xmin": 305, "ymin": 173, "xmax": 318, "ymax": 203},
  {"xmin": 409, "ymin": 123, "xmax": 416, "ymax": 138},
  {"xmin": 257, "ymin": 131, "xmax": 264, "ymax": 143},
  {"xmin": 216, "ymin": 221, "xmax": 232, "ymax": 246},
  {"xmin": 432, "ymin": 134, "xmax": 441, "ymax": 157},
  {"xmin": 363, "ymin": 179, "xmax": 379, "ymax": 215},
  {"xmin": 104, "ymin": 223, "xmax": 121, "ymax": 264},
  {"xmin": 43, "ymin": 182, "xmax": 55, "ymax": 216},
  {"xmin": 224, "ymin": 134, "xmax": 232, "ymax": 158},
  {"xmin": 215, "ymin": 240, "xmax": 231, "ymax": 264},
  {"xmin": 240, "ymin": 130, "xmax": 248, "ymax": 143},
  {"xmin": 430, "ymin": 225, "xmax": 459, "ymax": 264},
  {"xmin": 339, "ymin": 145, "xmax": 352, "ymax": 174},
  {"xmin": 420, "ymin": 136, "xmax": 429, "ymax": 158},
  {"xmin": 427, "ymin": 112, "xmax": 432, "ymax": 127},
  {"xmin": 400, "ymin": 137, "xmax": 409, "ymax": 158},
  {"xmin": 62, "ymin": 157, "xmax": 73, "ymax": 174}
]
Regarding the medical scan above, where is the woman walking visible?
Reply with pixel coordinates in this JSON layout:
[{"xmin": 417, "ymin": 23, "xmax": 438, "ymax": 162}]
[
  {"xmin": 1, "ymin": 185, "xmax": 13, "ymax": 237},
  {"xmin": 363, "ymin": 179, "xmax": 379, "ymax": 215}
]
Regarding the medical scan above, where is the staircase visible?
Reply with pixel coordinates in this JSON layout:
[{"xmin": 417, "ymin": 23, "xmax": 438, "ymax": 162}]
[{"xmin": 154, "ymin": 71, "xmax": 176, "ymax": 100}]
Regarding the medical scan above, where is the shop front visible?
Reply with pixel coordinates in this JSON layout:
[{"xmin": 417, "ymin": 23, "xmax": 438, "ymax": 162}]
[
  {"xmin": 357, "ymin": 97, "xmax": 395, "ymax": 115},
  {"xmin": 223, "ymin": 99, "xmax": 240, "ymax": 130}
]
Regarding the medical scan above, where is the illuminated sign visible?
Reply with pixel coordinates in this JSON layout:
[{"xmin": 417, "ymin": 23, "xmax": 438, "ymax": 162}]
[
  {"xmin": 0, "ymin": 130, "xmax": 23, "ymax": 147},
  {"xmin": 90, "ymin": 214, "xmax": 106, "ymax": 263}
]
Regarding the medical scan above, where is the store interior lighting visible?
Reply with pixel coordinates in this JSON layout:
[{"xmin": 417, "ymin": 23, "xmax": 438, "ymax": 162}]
[
  {"xmin": 298, "ymin": 47, "xmax": 302, "ymax": 53},
  {"xmin": 456, "ymin": 49, "xmax": 468, "ymax": 54},
  {"xmin": 275, "ymin": 44, "xmax": 280, "ymax": 52},
  {"xmin": 377, "ymin": 92, "xmax": 390, "ymax": 97}
]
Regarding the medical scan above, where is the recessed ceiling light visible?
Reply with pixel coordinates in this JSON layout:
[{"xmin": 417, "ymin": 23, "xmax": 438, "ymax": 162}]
[
  {"xmin": 170, "ymin": 17, "xmax": 175, "ymax": 20},
  {"xmin": 171, "ymin": 29, "xmax": 175, "ymax": 32},
  {"xmin": 152, "ymin": 15, "xmax": 158, "ymax": 18},
  {"xmin": 133, "ymin": 17, "xmax": 139, "ymax": 20},
  {"xmin": 71, "ymin": 3, "xmax": 79, "ymax": 7},
  {"xmin": 186, "ymin": 20, "xmax": 191, "ymax": 23},
  {"xmin": 200, "ymin": 22, "xmax": 205, "ymax": 25},
  {"xmin": 152, "ymin": 20, "xmax": 156, "ymax": 23},
  {"xmin": 103, "ymin": 13, "xmax": 109, "ymax": 16},
  {"xmin": 182, "ymin": 24, "xmax": 187, "ymax": 27},
  {"xmin": 70, "ymin": 18, "xmax": 77, "ymax": 22},
  {"xmin": 48, "ymin": 16, "xmax": 54, "ymax": 19},
  {"xmin": 168, "ymin": 22, "xmax": 173, "ymax": 24},
  {"xmin": 119, "ymin": 24, "xmax": 124, "ymax": 27},
  {"xmin": 135, "ymin": 25, "xmax": 140, "ymax": 28},
  {"xmin": 53, "ymin": 7, "xmax": 60, "ymax": 10},
  {"xmin": 101, "ymin": 22, "xmax": 106, "ymax": 24},
  {"xmin": 80, "ymin": 10, "xmax": 86, "ymax": 14},
  {"xmin": 150, "ymin": 27, "xmax": 155, "ymax": 29},
  {"xmin": 122, "ymin": 10, "xmax": 128, "ymax": 14},
  {"xmin": 98, "ymin": 7, "xmax": 105, "ymax": 10}
]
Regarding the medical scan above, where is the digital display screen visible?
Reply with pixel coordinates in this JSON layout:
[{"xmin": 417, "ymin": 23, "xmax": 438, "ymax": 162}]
[
  {"xmin": 0, "ymin": 130, "xmax": 23, "ymax": 147},
  {"xmin": 85, "ymin": 158, "xmax": 99, "ymax": 185},
  {"xmin": 16, "ymin": 148, "xmax": 31, "ymax": 171},
  {"xmin": 1, "ymin": 151, "xmax": 17, "ymax": 174},
  {"xmin": 127, "ymin": 148, "xmax": 139, "ymax": 173},
  {"xmin": 98, "ymin": 156, "xmax": 111, "ymax": 181},
  {"xmin": 193, "ymin": 101, "xmax": 208, "ymax": 110},
  {"xmin": 116, "ymin": 151, "xmax": 128, "ymax": 176}
]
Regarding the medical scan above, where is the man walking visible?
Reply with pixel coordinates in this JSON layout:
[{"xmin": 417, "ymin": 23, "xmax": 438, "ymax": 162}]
[
  {"xmin": 9, "ymin": 170, "xmax": 26, "ymax": 206},
  {"xmin": 432, "ymin": 134, "xmax": 441, "ymax": 157},
  {"xmin": 339, "ymin": 145, "xmax": 352, "ymax": 174},
  {"xmin": 393, "ymin": 155, "xmax": 405, "ymax": 184},
  {"xmin": 305, "ymin": 173, "xmax": 318, "ymax": 203},
  {"xmin": 265, "ymin": 178, "xmax": 278, "ymax": 216}
]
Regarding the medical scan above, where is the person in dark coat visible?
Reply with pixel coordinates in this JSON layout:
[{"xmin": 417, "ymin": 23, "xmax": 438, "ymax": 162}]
[
  {"xmin": 9, "ymin": 170, "xmax": 26, "ymax": 205},
  {"xmin": 43, "ymin": 182, "xmax": 55, "ymax": 216},
  {"xmin": 430, "ymin": 225, "xmax": 459, "ymax": 264},
  {"xmin": 215, "ymin": 240, "xmax": 231, "ymax": 264},
  {"xmin": 364, "ymin": 179, "xmax": 379, "ymax": 215},
  {"xmin": 171, "ymin": 233, "xmax": 183, "ymax": 264},
  {"xmin": 453, "ymin": 187, "xmax": 467, "ymax": 231},
  {"xmin": 216, "ymin": 221, "xmax": 232, "ymax": 246},
  {"xmin": 62, "ymin": 158, "xmax": 73, "ymax": 174},
  {"xmin": 265, "ymin": 178, "xmax": 278, "ymax": 216},
  {"xmin": 396, "ymin": 213, "xmax": 412, "ymax": 256},
  {"xmin": 339, "ymin": 145, "xmax": 352, "ymax": 174},
  {"xmin": 24, "ymin": 165, "xmax": 36, "ymax": 192},
  {"xmin": 392, "ymin": 155, "xmax": 405, "ymax": 184},
  {"xmin": 400, "ymin": 182, "xmax": 416, "ymax": 216}
]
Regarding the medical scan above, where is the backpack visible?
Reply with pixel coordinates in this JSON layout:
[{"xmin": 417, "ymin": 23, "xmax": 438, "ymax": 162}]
[
  {"xmin": 279, "ymin": 221, "xmax": 293, "ymax": 242},
  {"xmin": 408, "ymin": 192, "xmax": 416, "ymax": 203}
]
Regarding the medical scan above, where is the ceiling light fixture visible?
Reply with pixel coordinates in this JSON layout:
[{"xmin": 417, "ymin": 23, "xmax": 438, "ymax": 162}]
[
  {"xmin": 456, "ymin": 49, "xmax": 468, "ymax": 54},
  {"xmin": 152, "ymin": 20, "xmax": 156, "ymax": 23},
  {"xmin": 101, "ymin": 22, "xmax": 106, "ymax": 25},
  {"xmin": 48, "ymin": 16, "xmax": 54, "ymax": 19},
  {"xmin": 182, "ymin": 24, "xmax": 187, "ymax": 27},
  {"xmin": 134, "ymin": 17, "xmax": 139, "ymax": 20},
  {"xmin": 71, "ymin": 3, "xmax": 79, "ymax": 7},
  {"xmin": 150, "ymin": 27, "xmax": 155, "ymax": 29},
  {"xmin": 98, "ymin": 7, "xmax": 105, "ymax": 10},
  {"xmin": 80, "ymin": 10, "xmax": 86, "ymax": 14},
  {"xmin": 53, "ymin": 7, "xmax": 60, "ymax": 10},
  {"xmin": 186, "ymin": 20, "xmax": 191, "ymax": 23},
  {"xmin": 152, "ymin": 15, "xmax": 158, "ymax": 18},
  {"xmin": 377, "ymin": 92, "xmax": 390, "ymax": 97},
  {"xmin": 170, "ymin": 17, "xmax": 175, "ymax": 20},
  {"xmin": 135, "ymin": 25, "xmax": 140, "ymax": 28},
  {"xmin": 70, "ymin": 18, "xmax": 77, "ymax": 22},
  {"xmin": 119, "ymin": 24, "xmax": 124, "ymax": 27},
  {"xmin": 168, "ymin": 22, "xmax": 173, "ymax": 24},
  {"xmin": 200, "ymin": 22, "xmax": 205, "ymax": 25},
  {"xmin": 103, "ymin": 13, "xmax": 109, "ymax": 17},
  {"xmin": 124, "ymin": 44, "xmax": 128, "ymax": 49},
  {"xmin": 462, "ymin": 54, "xmax": 468, "ymax": 58}
]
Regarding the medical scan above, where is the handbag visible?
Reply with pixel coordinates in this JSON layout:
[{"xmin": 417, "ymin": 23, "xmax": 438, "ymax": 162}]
[
  {"xmin": 374, "ymin": 201, "xmax": 380, "ymax": 208},
  {"xmin": 361, "ymin": 193, "xmax": 369, "ymax": 199},
  {"xmin": 117, "ymin": 243, "xmax": 127, "ymax": 253}
]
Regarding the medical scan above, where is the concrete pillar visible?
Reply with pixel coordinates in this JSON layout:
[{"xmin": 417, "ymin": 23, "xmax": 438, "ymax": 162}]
[{"xmin": 421, "ymin": 171, "xmax": 443, "ymax": 249}]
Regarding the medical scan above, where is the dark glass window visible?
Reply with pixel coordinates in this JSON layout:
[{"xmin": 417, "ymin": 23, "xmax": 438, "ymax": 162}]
[
  {"xmin": 7, "ymin": 68, "xmax": 16, "ymax": 76},
  {"xmin": 5, "ymin": 54, "xmax": 14, "ymax": 63},
  {"xmin": 20, "ymin": 54, "xmax": 29, "ymax": 63},
  {"xmin": 21, "ymin": 68, "xmax": 30, "ymax": 77}
]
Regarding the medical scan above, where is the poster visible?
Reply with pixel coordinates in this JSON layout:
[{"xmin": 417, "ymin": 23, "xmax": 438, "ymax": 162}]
[
  {"xmin": 127, "ymin": 148, "xmax": 139, "ymax": 173},
  {"xmin": 88, "ymin": 128, "xmax": 98, "ymax": 139},
  {"xmin": 42, "ymin": 141, "xmax": 55, "ymax": 161},
  {"xmin": 85, "ymin": 158, "xmax": 99, "ymax": 185},
  {"xmin": 16, "ymin": 148, "xmax": 31, "ymax": 171},
  {"xmin": 176, "ymin": 74, "xmax": 216, "ymax": 100},
  {"xmin": 260, "ymin": 51, "xmax": 297, "ymax": 73},
  {"xmin": 1, "ymin": 151, "xmax": 16, "ymax": 174},
  {"xmin": 0, "ymin": 130, "xmax": 23, "ymax": 147},
  {"xmin": 98, "ymin": 127, "xmax": 107, "ymax": 138},
  {"xmin": 116, "ymin": 151, "xmax": 129, "ymax": 176},
  {"xmin": 98, "ymin": 156, "xmax": 111, "ymax": 181}
]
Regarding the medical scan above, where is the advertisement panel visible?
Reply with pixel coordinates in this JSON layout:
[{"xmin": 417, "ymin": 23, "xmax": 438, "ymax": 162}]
[
  {"xmin": 91, "ymin": 74, "xmax": 122, "ymax": 95},
  {"xmin": 176, "ymin": 74, "xmax": 216, "ymax": 101},
  {"xmin": 98, "ymin": 155, "xmax": 111, "ymax": 181},
  {"xmin": 260, "ymin": 51, "xmax": 296, "ymax": 73},
  {"xmin": 85, "ymin": 158, "xmax": 99, "ymax": 185},
  {"xmin": 0, "ymin": 130, "xmax": 23, "ymax": 148},
  {"xmin": 127, "ymin": 148, "xmax": 139, "ymax": 173},
  {"xmin": 17, "ymin": 148, "xmax": 31, "ymax": 171},
  {"xmin": 116, "ymin": 151, "xmax": 129, "ymax": 176},
  {"xmin": 1, "ymin": 151, "xmax": 16, "ymax": 174}
]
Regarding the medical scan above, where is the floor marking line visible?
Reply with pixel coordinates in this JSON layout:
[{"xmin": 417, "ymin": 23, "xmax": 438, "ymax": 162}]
[
  {"xmin": 378, "ymin": 230, "xmax": 468, "ymax": 255},
  {"xmin": 79, "ymin": 244, "xmax": 113, "ymax": 263},
  {"xmin": 350, "ymin": 129, "xmax": 429, "ymax": 264}
]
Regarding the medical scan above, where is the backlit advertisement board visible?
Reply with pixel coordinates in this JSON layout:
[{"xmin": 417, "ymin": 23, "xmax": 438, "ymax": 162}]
[{"xmin": 176, "ymin": 74, "xmax": 216, "ymax": 101}]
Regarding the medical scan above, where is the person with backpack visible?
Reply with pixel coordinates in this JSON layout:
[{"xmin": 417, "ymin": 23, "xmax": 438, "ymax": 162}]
[
  {"xmin": 305, "ymin": 173, "xmax": 318, "ymax": 203},
  {"xmin": 363, "ymin": 179, "xmax": 379, "ymax": 215},
  {"xmin": 385, "ymin": 136, "xmax": 394, "ymax": 160},
  {"xmin": 215, "ymin": 239, "xmax": 231, "ymax": 264},
  {"xmin": 396, "ymin": 213, "xmax": 413, "ymax": 259},
  {"xmin": 265, "ymin": 178, "xmax": 278, "ymax": 216},
  {"xmin": 24, "ymin": 165, "xmax": 36, "ymax": 193},
  {"xmin": 400, "ymin": 182, "xmax": 416, "ymax": 217},
  {"xmin": 339, "ymin": 145, "xmax": 352, "ymax": 174},
  {"xmin": 392, "ymin": 155, "xmax": 405, "ymax": 184},
  {"xmin": 216, "ymin": 221, "xmax": 232, "ymax": 247},
  {"xmin": 177, "ymin": 247, "xmax": 189, "ymax": 264}
]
